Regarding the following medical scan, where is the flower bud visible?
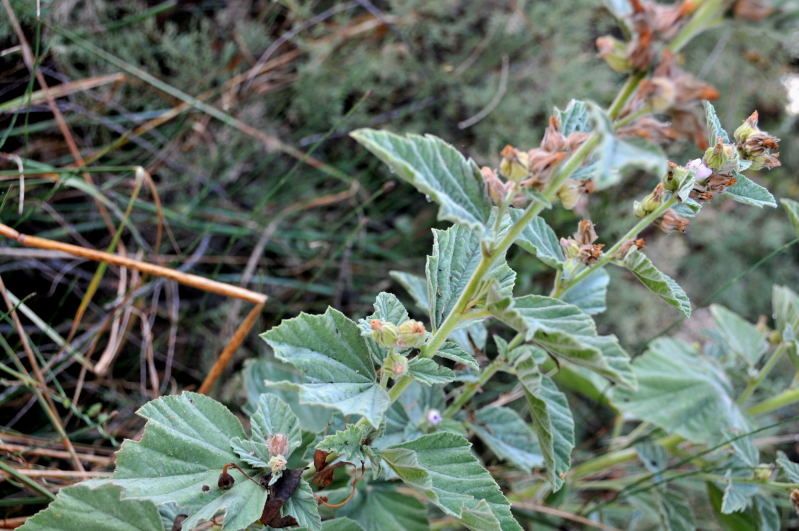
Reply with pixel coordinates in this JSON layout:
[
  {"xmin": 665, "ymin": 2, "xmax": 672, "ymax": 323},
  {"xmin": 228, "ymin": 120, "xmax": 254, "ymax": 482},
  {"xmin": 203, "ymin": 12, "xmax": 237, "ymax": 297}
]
[
  {"xmin": 386, "ymin": 351, "xmax": 408, "ymax": 377},
  {"xmin": 596, "ymin": 36, "xmax": 632, "ymax": 73},
  {"xmin": 703, "ymin": 138, "xmax": 738, "ymax": 173},
  {"xmin": 268, "ymin": 455, "xmax": 287, "ymax": 476},
  {"xmin": 481, "ymin": 166, "xmax": 514, "ymax": 205},
  {"xmin": 734, "ymin": 111, "xmax": 759, "ymax": 143},
  {"xmin": 267, "ymin": 433, "xmax": 289, "ymax": 457},
  {"xmin": 560, "ymin": 237, "xmax": 580, "ymax": 260},
  {"xmin": 370, "ymin": 319, "xmax": 398, "ymax": 349},
  {"xmin": 396, "ymin": 319, "xmax": 426, "ymax": 349},
  {"xmin": 754, "ymin": 464, "xmax": 772, "ymax": 482},
  {"xmin": 499, "ymin": 145, "xmax": 529, "ymax": 183},
  {"xmin": 557, "ymin": 179, "xmax": 581, "ymax": 210}
]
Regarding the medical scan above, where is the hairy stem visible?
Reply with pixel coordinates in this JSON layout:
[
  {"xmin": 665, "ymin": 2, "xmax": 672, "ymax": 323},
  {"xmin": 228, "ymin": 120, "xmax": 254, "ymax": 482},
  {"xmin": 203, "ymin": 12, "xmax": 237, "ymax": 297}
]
[
  {"xmin": 737, "ymin": 343, "xmax": 787, "ymax": 405},
  {"xmin": 387, "ymin": 134, "xmax": 602, "ymax": 404},
  {"xmin": 443, "ymin": 358, "xmax": 505, "ymax": 418},
  {"xmin": 552, "ymin": 196, "xmax": 677, "ymax": 298}
]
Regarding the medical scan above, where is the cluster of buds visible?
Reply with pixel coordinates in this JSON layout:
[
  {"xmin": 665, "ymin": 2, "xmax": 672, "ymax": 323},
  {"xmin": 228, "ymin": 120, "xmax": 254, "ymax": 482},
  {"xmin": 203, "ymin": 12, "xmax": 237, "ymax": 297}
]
[
  {"xmin": 734, "ymin": 111, "xmax": 780, "ymax": 171},
  {"xmin": 370, "ymin": 318, "xmax": 426, "ymax": 350},
  {"xmin": 267, "ymin": 433, "xmax": 289, "ymax": 477},
  {"xmin": 596, "ymin": 0, "xmax": 695, "ymax": 73},
  {"xmin": 635, "ymin": 52, "xmax": 720, "ymax": 148},
  {"xmin": 482, "ymin": 117, "xmax": 592, "ymax": 209},
  {"xmin": 560, "ymin": 219, "xmax": 604, "ymax": 273}
]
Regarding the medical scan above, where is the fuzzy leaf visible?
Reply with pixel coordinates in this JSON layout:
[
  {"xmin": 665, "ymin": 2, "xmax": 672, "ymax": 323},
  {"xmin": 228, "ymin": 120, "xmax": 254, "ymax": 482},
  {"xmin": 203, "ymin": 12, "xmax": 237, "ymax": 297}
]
[
  {"xmin": 725, "ymin": 172, "xmax": 776, "ymax": 208},
  {"xmin": 515, "ymin": 358, "xmax": 575, "ymax": 491},
  {"xmin": 351, "ymin": 129, "xmax": 492, "ymax": 231},
  {"xmin": 383, "ymin": 433, "xmax": 522, "ymax": 530},
  {"xmin": 704, "ymin": 101, "xmax": 730, "ymax": 145},
  {"xmin": 389, "ymin": 271, "xmax": 429, "ymax": 312},
  {"xmin": 243, "ymin": 359, "xmax": 331, "ymax": 432},
  {"xmin": 561, "ymin": 268, "xmax": 609, "ymax": 315},
  {"xmin": 19, "ymin": 484, "xmax": 164, "ymax": 531},
  {"xmin": 261, "ymin": 307, "xmax": 389, "ymax": 428},
  {"xmin": 773, "ymin": 285, "xmax": 799, "ymax": 336},
  {"xmin": 433, "ymin": 341, "xmax": 479, "ymax": 369},
  {"xmin": 427, "ymin": 224, "xmax": 515, "ymax": 329},
  {"xmin": 317, "ymin": 423, "xmax": 373, "ymax": 462},
  {"xmin": 781, "ymin": 198, "xmax": 799, "ymax": 236},
  {"xmin": 339, "ymin": 483, "xmax": 428, "ymax": 530},
  {"xmin": 554, "ymin": 99, "xmax": 592, "ymax": 135},
  {"xmin": 653, "ymin": 489, "xmax": 697, "ymax": 531},
  {"xmin": 230, "ymin": 394, "xmax": 303, "ymax": 470},
  {"xmin": 710, "ymin": 304, "xmax": 768, "ymax": 365},
  {"xmin": 587, "ymin": 101, "xmax": 667, "ymax": 190},
  {"xmin": 777, "ymin": 451, "xmax": 799, "ymax": 482},
  {"xmin": 408, "ymin": 357, "xmax": 457, "ymax": 384},
  {"xmin": 722, "ymin": 467, "xmax": 758, "ymax": 514},
  {"xmin": 321, "ymin": 518, "xmax": 366, "ymax": 531},
  {"xmin": 622, "ymin": 250, "xmax": 691, "ymax": 317},
  {"xmin": 104, "ymin": 393, "xmax": 268, "ymax": 531},
  {"xmin": 468, "ymin": 405, "xmax": 544, "ymax": 471},
  {"xmin": 508, "ymin": 208, "xmax": 565, "ymax": 268},
  {"xmin": 489, "ymin": 294, "xmax": 635, "ymax": 388},
  {"xmin": 282, "ymin": 479, "xmax": 322, "ymax": 530},
  {"xmin": 614, "ymin": 338, "xmax": 752, "ymax": 449}
]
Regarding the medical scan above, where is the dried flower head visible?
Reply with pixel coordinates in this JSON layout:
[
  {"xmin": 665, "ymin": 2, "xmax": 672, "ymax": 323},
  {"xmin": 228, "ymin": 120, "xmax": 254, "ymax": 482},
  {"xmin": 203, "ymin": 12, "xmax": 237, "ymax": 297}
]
[
  {"xmin": 268, "ymin": 433, "xmax": 289, "ymax": 457},
  {"xmin": 733, "ymin": 0, "xmax": 772, "ymax": 20},
  {"xmin": 499, "ymin": 145, "xmax": 529, "ymax": 183},
  {"xmin": 655, "ymin": 209, "xmax": 690, "ymax": 233}
]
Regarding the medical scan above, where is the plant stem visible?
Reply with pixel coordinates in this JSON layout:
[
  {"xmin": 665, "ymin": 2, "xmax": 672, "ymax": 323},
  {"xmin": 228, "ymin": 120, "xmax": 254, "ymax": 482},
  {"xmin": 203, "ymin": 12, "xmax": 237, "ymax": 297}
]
[
  {"xmin": 387, "ymin": 134, "xmax": 601, "ymax": 404},
  {"xmin": 444, "ymin": 357, "xmax": 505, "ymax": 418},
  {"xmin": 552, "ymin": 196, "xmax": 677, "ymax": 298},
  {"xmin": 737, "ymin": 343, "xmax": 787, "ymax": 405},
  {"xmin": 746, "ymin": 387, "xmax": 799, "ymax": 417},
  {"xmin": 607, "ymin": 72, "xmax": 645, "ymax": 121}
]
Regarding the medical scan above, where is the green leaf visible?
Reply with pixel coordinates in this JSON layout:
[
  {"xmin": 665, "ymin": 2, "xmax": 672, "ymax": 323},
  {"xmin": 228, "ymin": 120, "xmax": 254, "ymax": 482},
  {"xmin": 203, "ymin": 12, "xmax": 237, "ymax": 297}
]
[
  {"xmin": 389, "ymin": 271, "xmax": 429, "ymax": 312},
  {"xmin": 351, "ymin": 128, "xmax": 492, "ymax": 231},
  {"xmin": 468, "ymin": 405, "xmax": 543, "ymax": 471},
  {"xmin": 433, "ymin": 341, "xmax": 479, "ymax": 369},
  {"xmin": 106, "ymin": 392, "xmax": 267, "ymax": 531},
  {"xmin": 408, "ymin": 357, "xmax": 457, "ymax": 385},
  {"xmin": 554, "ymin": 99, "xmax": 591, "ymax": 136},
  {"xmin": 321, "ymin": 518, "xmax": 366, "ymax": 531},
  {"xmin": 586, "ymin": 101, "xmax": 667, "ymax": 190},
  {"xmin": 383, "ymin": 433, "xmax": 522, "ymax": 530},
  {"xmin": 776, "ymin": 451, "xmax": 799, "ymax": 482},
  {"xmin": 507, "ymin": 208, "xmax": 564, "ymax": 268},
  {"xmin": 653, "ymin": 489, "xmax": 697, "ymax": 531},
  {"xmin": 781, "ymin": 198, "xmax": 799, "ymax": 236},
  {"xmin": 704, "ymin": 101, "xmax": 730, "ymax": 145},
  {"xmin": 19, "ymin": 484, "xmax": 164, "ymax": 531},
  {"xmin": 261, "ymin": 307, "xmax": 389, "ymax": 428},
  {"xmin": 338, "ymin": 483, "xmax": 428, "ymax": 531},
  {"xmin": 515, "ymin": 360, "xmax": 575, "ymax": 491},
  {"xmin": 722, "ymin": 465, "xmax": 758, "ymax": 514},
  {"xmin": 282, "ymin": 479, "xmax": 322, "ymax": 530},
  {"xmin": 724, "ymin": 172, "xmax": 776, "ymax": 208},
  {"xmin": 427, "ymin": 224, "xmax": 515, "ymax": 330},
  {"xmin": 613, "ymin": 338, "xmax": 752, "ymax": 448},
  {"xmin": 489, "ymin": 294, "xmax": 635, "ymax": 388},
  {"xmin": 710, "ymin": 304, "xmax": 768, "ymax": 365},
  {"xmin": 707, "ymin": 482, "xmax": 758, "ymax": 531},
  {"xmin": 754, "ymin": 494, "xmax": 780, "ymax": 531},
  {"xmin": 317, "ymin": 423, "xmax": 373, "ymax": 462},
  {"xmin": 243, "ymin": 359, "xmax": 332, "ymax": 432},
  {"xmin": 622, "ymin": 249, "xmax": 691, "ymax": 317},
  {"xmin": 773, "ymin": 285, "xmax": 799, "ymax": 336},
  {"xmin": 561, "ymin": 268, "xmax": 609, "ymax": 315},
  {"xmin": 230, "ymin": 394, "xmax": 303, "ymax": 470}
]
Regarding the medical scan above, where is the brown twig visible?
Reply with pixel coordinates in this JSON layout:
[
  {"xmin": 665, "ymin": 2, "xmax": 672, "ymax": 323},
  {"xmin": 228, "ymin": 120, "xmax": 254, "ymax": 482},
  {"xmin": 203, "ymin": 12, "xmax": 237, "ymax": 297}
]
[
  {"xmin": 0, "ymin": 224, "xmax": 266, "ymax": 393},
  {"xmin": 512, "ymin": 501, "xmax": 623, "ymax": 531}
]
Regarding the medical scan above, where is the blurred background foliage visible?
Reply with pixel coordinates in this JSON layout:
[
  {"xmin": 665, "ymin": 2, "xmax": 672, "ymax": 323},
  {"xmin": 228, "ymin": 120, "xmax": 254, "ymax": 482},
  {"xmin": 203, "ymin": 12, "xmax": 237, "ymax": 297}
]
[{"xmin": 0, "ymin": 0, "xmax": 798, "ymax": 490}]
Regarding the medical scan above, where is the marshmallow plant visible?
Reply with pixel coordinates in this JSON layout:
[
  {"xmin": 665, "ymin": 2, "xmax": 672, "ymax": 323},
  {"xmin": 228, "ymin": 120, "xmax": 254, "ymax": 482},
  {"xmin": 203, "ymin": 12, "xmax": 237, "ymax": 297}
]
[{"xmin": 23, "ymin": 2, "xmax": 799, "ymax": 530}]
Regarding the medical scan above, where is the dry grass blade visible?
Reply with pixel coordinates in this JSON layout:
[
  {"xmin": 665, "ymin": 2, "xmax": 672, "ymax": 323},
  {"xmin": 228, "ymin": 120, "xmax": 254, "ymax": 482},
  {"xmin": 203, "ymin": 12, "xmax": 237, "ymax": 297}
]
[{"xmin": 0, "ymin": 224, "xmax": 267, "ymax": 393}]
